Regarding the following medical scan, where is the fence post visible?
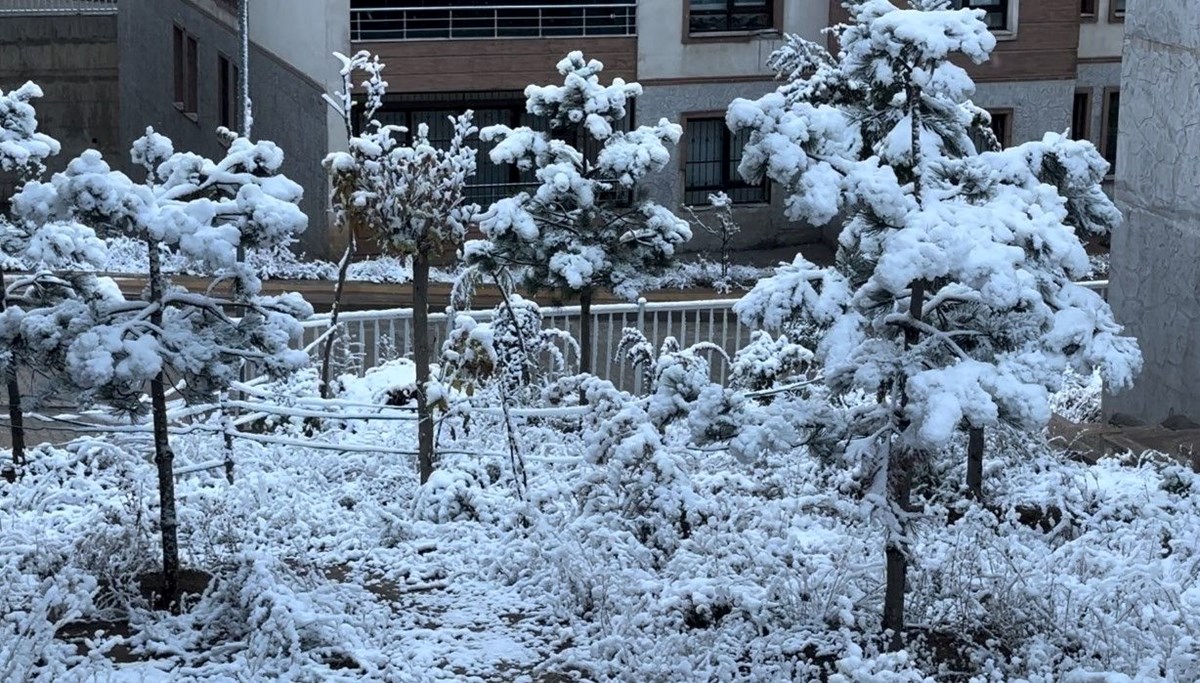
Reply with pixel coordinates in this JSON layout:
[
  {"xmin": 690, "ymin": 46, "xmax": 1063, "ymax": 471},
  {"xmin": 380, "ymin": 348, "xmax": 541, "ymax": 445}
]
[{"xmin": 633, "ymin": 297, "xmax": 647, "ymax": 395}]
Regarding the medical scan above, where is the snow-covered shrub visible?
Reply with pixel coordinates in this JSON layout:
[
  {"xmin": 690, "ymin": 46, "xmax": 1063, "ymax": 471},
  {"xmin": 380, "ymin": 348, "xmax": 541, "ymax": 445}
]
[
  {"xmin": 725, "ymin": 0, "xmax": 1141, "ymax": 643},
  {"xmin": 410, "ymin": 468, "xmax": 489, "ymax": 524},
  {"xmin": 442, "ymin": 294, "xmax": 578, "ymax": 398},
  {"xmin": 728, "ymin": 330, "xmax": 815, "ymax": 392},
  {"xmin": 465, "ymin": 51, "xmax": 692, "ymax": 375},
  {"xmin": 324, "ymin": 50, "xmax": 478, "ymax": 483},
  {"xmin": 11, "ymin": 127, "xmax": 312, "ymax": 607}
]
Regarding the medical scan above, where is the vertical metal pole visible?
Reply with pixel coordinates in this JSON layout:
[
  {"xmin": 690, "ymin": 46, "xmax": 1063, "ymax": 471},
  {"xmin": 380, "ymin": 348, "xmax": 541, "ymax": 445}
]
[
  {"xmin": 634, "ymin": 297, "xmax": 646, "ymax": 395},
  {"xmin": 239, "ymin": 0, "xmax": 252, "ymax": 138}
]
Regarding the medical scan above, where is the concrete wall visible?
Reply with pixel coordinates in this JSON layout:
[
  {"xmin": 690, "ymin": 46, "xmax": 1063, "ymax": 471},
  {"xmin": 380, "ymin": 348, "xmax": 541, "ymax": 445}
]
[
  {"xmin": 0, "ymin": 14, "xmax": 120, "ymax": 199},
  {"xmin": 249, "ymin": 0, "xmax": 349, "ymax": 155},
  {"xmin": 637, "ymin": 0, "xmax": 827, "ymax": 81},
  {"xmin": 119, "ymin": 0, "xmax": 334, "ymax": 258},
  {"xmin": 972, "ymin": 79, "xmax": 1076, "ymax": 145},
  {"xmin": 1105, "ymin": 0, "xmax": 1200, "ymax": 423}
]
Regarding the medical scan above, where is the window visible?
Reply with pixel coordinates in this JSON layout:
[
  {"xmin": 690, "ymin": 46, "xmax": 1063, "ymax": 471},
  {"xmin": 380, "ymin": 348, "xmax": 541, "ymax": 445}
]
[
  {"xmin": 218, "ymin": 54, "xmax": 240, "ymax": 131},
  {"xmin": 969, "ymin": 109, "xmax": 1012, "ymax": 151},
  {"xmin": 684, "ymin": 117, "xmax": 767, "ymax": 205},
  {"xmin": 956, "ymin": 0, "xmax": 1012, "ymax": 33},
  {"xmin": 1071, "ymin": 91, "xmax": 1091, "ymax": 141},
  {"xmin": 173, "ymin": 26, "xmax": 198, "ymax": 117},
  {"xmin": 1101, "ymin": 89, "xmax": 1119, "ymax": 174},
  {"xmin": 1112, "ymin": 0, "xmax": 1126, "ymax": 17},
  {"xmin": 689, "ymin": 0, "xmax": 774, "ymax": 34},
  {"xmin": 1080, "ymin": 0, "xmax": 1096, "ymax": 16},
  {"xmin": 372, "ymin": 94, "xmax": 632, "ymax": 207}
]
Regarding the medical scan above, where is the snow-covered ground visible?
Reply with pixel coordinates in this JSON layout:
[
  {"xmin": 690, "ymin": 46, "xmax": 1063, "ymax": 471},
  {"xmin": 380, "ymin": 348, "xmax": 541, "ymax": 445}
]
[{"xmin": 2, "ymin": 365, "xmax": 1195, "ymax": 682}]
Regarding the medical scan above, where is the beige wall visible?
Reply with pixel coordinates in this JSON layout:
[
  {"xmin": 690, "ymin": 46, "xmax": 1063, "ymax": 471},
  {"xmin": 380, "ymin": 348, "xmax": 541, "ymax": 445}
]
[
  {"xmin": 1079, "ymin": 0, "xmax": 1126, "ymax": 60},
  {"xmin": 636, "ymin": 0, "xmax": 827, "ymax": 81},
  {"xmin": 250, "ymin": 0, "xmax": 350, "ymax": 151}
]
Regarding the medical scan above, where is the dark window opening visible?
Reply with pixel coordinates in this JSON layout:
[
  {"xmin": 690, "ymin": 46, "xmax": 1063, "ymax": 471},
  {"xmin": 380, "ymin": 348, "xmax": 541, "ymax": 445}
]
[
  {"xmin": 689, "ymin": 0, "xmax": 773, "ymax": 34},
  {"xmin": 970, "ymin": 109, "xmax": 1012, "ymax": 152},
  {"xmin": 1071, "ymin": 91, "xmax": 1091, "ymax": 141},
  {"xmin": 218, "ymin": 54, "xmax": 240, "ymax": 131},
  {"xmin": 1081, "ymin": 0, "xmax": 1097, "ymax": 15},
  {"xmin": 1102, "ymin": 90, "xmax": 1120, "ymax": 173},
  {"xmin": 684, "ymin": 117, "xmax": 767, "ymax": 205},
  {"xmin": 173, "ymin": 28, "xmax": 199, "ymax": 117},
  {"xmin": 956, "ymin": 0, "xmax": 1011, "ymax": 32},
  {"xmin": 370, "ymin": 95, "xmax": 632, "ymax": 207}
]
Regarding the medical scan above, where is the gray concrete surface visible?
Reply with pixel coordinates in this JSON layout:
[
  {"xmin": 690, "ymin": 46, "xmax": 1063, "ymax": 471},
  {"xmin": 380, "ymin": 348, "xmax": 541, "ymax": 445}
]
[{"xmin": 1105, "ymin": 0, "xmax": 1200, "ymax": 422}]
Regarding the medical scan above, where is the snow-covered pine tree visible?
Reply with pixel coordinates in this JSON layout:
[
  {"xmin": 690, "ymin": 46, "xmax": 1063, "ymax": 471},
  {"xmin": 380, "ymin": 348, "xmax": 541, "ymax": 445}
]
[
  {"xmin": 464, "ymin": 52, "xmax": 693, "ymax": 374},
  {"xmin": 324, "ymin": 50, "xmax": 478, "ymax": 485},
  {"xmin": 0, "ymin": 81, "xmax": 64, "ymax": 476},
  {"xmin": 727, "ymin": 0, "xmax": 1140, "ymax": 647},
  {"xmin": 11, "ymin": 128, "xmax": 312, "ymax": 609}
]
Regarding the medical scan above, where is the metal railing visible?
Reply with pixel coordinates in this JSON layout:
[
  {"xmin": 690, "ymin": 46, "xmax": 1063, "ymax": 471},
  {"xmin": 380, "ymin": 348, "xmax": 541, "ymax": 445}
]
[
  {"xmin": 0, "ymin": 0, "xmax": 117, "ymax": 14},
  {"xmin": 350, "ymin": 2, "xmax": 637, "ymax": 41},
  {"xmin": 301, "ymin": 298, "xmax": 744, "ymax": 394},
  {"xmin": 298, "ymin": 279, "xmax": 1113, "ymax": 395}
]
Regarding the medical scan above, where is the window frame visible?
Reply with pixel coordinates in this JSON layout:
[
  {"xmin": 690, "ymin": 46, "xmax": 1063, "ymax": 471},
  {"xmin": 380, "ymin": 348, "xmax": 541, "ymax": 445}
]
[
  {"xmin": 684, "ymin": 0, "xmax": 781, "ymax": 40},
  {"xmin": 680, "ymin": 112, "xmax": 769, "ymax": 206},
  {"xmin": 1100, "ymin": 87, "xmax": 1120, "ymax": 177},
  {"xmin": 956, "ymin": 0, "xmax": 1018, "ymax": 38},
  {"xmin": 1080, "ymin": 0, "xmax": 1097, "ymax": 20},
  {"xmin": 218, "ymin": 52, "xmax": 240, "ymax": 132},
  {"xmin": 1109, "ymin": 0, "xmax": 1126, "ymax": 23},
  {"xmin": 1071, "ymin": 89, "xmax": 1092, "ymax": 142},
  {"xmin": 173, "ymin": 25, "xmax": 199, "ymax": 121}
]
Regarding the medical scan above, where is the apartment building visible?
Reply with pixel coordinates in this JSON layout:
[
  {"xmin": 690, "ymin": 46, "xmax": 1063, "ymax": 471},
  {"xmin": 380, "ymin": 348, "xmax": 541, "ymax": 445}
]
[{"xmin": 9, "ymin": 0, "xmax": 1126, "ymax": 261}]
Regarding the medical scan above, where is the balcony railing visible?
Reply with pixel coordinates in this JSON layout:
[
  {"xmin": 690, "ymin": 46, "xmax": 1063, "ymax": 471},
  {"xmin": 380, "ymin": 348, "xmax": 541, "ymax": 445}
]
[
  {"xmin": 0, "ymin": 0, "xmax": 116, "ymax": 13},
  {"xmin": 350, "ymin": 2, "xmax": 637, "ymax": 41}
]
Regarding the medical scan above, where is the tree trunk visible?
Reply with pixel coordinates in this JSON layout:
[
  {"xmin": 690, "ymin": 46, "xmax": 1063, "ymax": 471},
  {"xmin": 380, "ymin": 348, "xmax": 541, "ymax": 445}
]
[
  {"xmin": 883, "ymin": 278, "xmax": 926, "ymax": 650},
  {"xmin": 966, "ymin": 426, "xmax": 984, "ymax": 500},
  {"xmin": 0, "ymin": 289, "xmax": 25, "ymax": 481},
  {"xmin": 883, "ymin": 455, "xmax": 912, "ymax": 651},
  {"xmin": 579, "ymin": 289, "xmax": 593, "ymax": 376},
  {"xmin": 413, "ymin": 251, "xmax": 435, "ymax": 484},
  {"xmin": 319, "ymin": 235, "xmax": 355, "ymax": 400},
  {"xmin": 148, "ymin": 244, "xmax": 180, "ymax": 612}
]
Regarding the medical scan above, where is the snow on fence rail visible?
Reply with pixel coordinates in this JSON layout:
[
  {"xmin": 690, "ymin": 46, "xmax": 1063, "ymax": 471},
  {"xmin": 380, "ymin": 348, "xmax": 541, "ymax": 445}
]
[{"xmin": 0, "ymin": 0, "xmax": 117, "ymax": 13}]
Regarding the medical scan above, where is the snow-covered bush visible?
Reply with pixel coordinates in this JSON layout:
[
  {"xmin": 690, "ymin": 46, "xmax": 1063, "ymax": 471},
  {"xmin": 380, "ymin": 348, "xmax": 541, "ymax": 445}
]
[
  {"xmin": 442, "ymin": 294, "xmax": 578, "ymax": 397},
  {"xmin": 465, "ymin": 52, "xmax": 692, "ymax": 375},
  {"xmin": 725, "ymin": 0, "xmax": 1141, "ymax": 645},
  {"xmin": 324, "ymin": 50, "xmax": 478, "ymax": 484},
  {"xmin": 11, "ymin": 127, "xmax": 312, "ymax": 608}
]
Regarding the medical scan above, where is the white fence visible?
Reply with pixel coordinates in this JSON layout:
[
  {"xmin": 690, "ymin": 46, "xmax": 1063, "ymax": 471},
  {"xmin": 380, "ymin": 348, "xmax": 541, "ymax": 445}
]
[
  {"xmin": 302, "ymin": 298, "xmax": 745, "ymax": 393},
  {"xmin": 0, "ymin": 0, "xmax": 117, "ymax": 13},
  {"xmin": 300, "ymin": 279, "xmax": 1112, "ymax": 394}
]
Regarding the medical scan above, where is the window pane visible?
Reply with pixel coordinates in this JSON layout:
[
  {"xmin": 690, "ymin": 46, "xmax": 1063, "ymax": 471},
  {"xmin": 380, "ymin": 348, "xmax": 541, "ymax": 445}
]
[
  {"xmin": 1104, "ymin": 92, "xmax": 1120, "ymax": 172},
  {"xmin": 1113, "ymin": 0, "xmax": 1126, "ymax": 13},
  {"xmin": 1071, "ymin": 92, "xmax": 1090, "ymax": 141},
  {"xmin": 691, "ymin": 0, "xmax": 773, "ymax": 34},
  {"xmin": 685, "ymin": 118, "xmax": 766, "ymax": 205}
]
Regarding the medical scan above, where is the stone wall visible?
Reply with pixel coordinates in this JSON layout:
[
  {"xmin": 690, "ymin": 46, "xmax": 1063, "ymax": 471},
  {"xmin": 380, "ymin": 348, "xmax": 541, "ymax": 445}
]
[
  {"xmin": 1105, "ymin": 0, "xmax": 1200, "ymax": 422},
  {"xmin": 0, "ymin": 14, "xmax": 120, "ymax": 200}
]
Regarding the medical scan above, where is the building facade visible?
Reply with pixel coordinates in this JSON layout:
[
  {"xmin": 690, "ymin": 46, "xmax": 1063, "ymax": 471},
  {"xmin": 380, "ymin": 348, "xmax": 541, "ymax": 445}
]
[{"xmin": 1, "ymin": 0, "xmax": 1128, "ymax": 262}]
